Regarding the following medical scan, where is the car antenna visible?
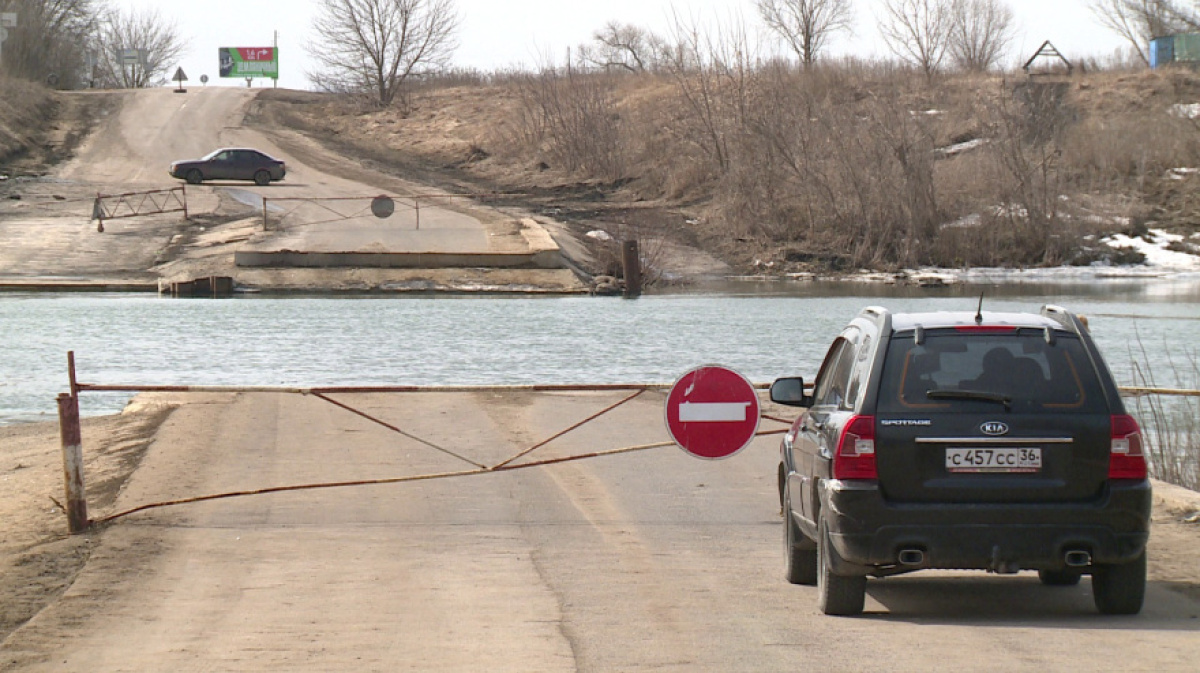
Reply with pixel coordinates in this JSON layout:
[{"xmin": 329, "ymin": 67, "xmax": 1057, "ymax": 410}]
[{"xmin": 974, "ymin": 292, "xmax": 984, "ymax": 325}]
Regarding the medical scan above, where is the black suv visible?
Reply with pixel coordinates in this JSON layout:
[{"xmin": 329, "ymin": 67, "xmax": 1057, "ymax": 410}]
[{"xmin": 771, "ymin": 305, "xmax": 1151, "ymax": 616}]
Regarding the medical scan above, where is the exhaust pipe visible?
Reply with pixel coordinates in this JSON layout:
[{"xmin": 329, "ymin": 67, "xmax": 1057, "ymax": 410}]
[
  {"xmin": 898, "ymin": 549, "xmax": 925, "ymax": 566},
  {"xmin": 1064, "ymin": 550, "xmax": 1092, "ymax": 567}
]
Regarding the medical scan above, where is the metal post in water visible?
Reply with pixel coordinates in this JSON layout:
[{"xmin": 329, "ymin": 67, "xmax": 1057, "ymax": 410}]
[
  {"xmin": 263, "ymin": 196, "xmax": 269, "ymax": 230},
  {"xmin": 56, "ymin": 392, "xmax": 89, "ymax": 534},
  {"xmin": 622, "ymin": 239, "xmax": 642, "ymax": 299}
]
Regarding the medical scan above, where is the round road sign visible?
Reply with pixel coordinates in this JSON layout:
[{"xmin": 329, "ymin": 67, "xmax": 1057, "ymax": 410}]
[
  {"xmin": 371, "ymin": 195, "xmax": 395, "ymax": 219},
  {"xmin": 665, "ymin": 365, "xmax": 761, "ymax": 460}
]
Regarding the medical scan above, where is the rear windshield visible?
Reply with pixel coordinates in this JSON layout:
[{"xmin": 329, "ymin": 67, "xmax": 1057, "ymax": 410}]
[{"xmin": 877, "ymin": 328, "xmax": 1108, "ymax": 414}]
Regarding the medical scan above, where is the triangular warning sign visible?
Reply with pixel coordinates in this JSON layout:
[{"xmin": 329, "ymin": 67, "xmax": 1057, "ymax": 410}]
[{"xmin": 173, "ymin": 67, "xmax": 188, "ymax": 82}]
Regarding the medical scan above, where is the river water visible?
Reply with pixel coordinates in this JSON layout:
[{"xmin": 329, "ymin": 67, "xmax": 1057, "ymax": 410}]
[{"xmin": 2, "ymin": 279, "xmax": 1198, "ymax": 426}]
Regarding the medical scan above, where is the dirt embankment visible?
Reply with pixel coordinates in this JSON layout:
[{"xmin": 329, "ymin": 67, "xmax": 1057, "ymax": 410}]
[{"xmin": 0, "ymin": 78, "xmax": 115, "ymax": 180}]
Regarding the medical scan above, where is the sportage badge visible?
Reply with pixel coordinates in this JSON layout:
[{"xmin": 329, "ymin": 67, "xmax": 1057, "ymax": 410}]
[{"xmin": 980, "ymin": 421, "xmax": 1010, "ymax": 436}]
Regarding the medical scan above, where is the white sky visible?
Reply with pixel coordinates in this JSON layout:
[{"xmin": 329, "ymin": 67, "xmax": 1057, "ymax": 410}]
[{"xmin": 120, "ymin": 0, "xmax": 1130, "ymax": 90}]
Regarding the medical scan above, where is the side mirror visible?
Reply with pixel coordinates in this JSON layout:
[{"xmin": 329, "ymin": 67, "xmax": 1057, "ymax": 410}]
[{"xmin": 770, "ymin": 377, "xmax": 812, "ymax": 407}]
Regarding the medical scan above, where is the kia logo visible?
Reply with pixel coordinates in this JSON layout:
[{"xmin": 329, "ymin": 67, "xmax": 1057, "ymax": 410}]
[{"xmin": 980, "ymin": 421, "xmax": 1009, "ymax": 436}]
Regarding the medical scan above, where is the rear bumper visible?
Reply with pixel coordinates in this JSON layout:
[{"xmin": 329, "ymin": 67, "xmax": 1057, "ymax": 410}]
[{"xmin": 821, "ymin": 479, "xmax": 1151, "ymax": 571}]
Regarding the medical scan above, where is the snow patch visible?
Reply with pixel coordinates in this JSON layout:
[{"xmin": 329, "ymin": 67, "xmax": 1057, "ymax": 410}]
[
  {"xmin": 1103, "ymin": 229, "xmax": 1200, "ymax": 271},
  {"xmin": 1170, "ymin": 103, "xmax": 1200, "ymax": 119},
  {"xmin": 935, "ymin": 138, "xmax": 987, "ymax": 158}
]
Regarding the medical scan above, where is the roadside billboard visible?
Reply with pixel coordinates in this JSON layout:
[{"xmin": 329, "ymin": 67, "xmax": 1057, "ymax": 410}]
[{"xmin": 219, "ymin": 47, "xmax": 278, "ymax": 79}]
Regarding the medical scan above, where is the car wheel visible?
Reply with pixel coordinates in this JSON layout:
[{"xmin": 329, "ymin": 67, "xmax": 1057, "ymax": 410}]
[
  {"xmin": 186, "ymin": 169, "xmax": 203, "ymax": 185},
  {"xmin": 254, "ymin": 170, "xmax": 271, "ymax": 186},
  {"xmin": 783, "ymin": 490, "xmax": 817, "ymax": 586},
  {"xmin": 816, "ymin": 516, "xmax": 866, "ymax": 616},
  {"xmin": 1092, "ymin": 551, "xmax": 1146, "ymax": 615},
  {"xmin": 1038, "ymin": 568, "xmax": 1083, "ymax": 586}
]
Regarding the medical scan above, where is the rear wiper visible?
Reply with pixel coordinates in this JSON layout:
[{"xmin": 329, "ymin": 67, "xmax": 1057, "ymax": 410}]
[{"xmin": 926, "ymin": 389, "xmax": 1012, "ymax": 411}]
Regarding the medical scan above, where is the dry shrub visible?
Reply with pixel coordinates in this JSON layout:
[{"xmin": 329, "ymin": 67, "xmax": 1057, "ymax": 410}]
[
  {"xmin": 715, "ymin": 63, "xmax": 943, "ymax": 268},
  {"xmin": 1065, "ymin": 113, "xmax": 1200, "ymax": 185},
  {"xmin": 1128, "ymin": 338, "xmax": 1200, "ymax": 491},
  {"xmin": 487, "ymin": 50, "xmax": 1200, "ymax": 271},
  {"xmin": 0, "ymin": 76, "xmax": 55, "ymax": 163},
  {"xmin": 508, "ymin": 68, "xmax": 628, "ymax": 180}
]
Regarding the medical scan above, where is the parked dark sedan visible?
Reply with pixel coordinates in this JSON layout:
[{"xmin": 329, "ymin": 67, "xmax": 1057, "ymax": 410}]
[{"xmin": 169, "ymin": 148, "xmax": 286, "ymax": 186}]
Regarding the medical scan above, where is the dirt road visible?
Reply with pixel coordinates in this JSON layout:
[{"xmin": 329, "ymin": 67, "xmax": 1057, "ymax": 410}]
[
  {"xmin": 0, "ymin": 87, "xmax": 586, "ymax": 293},
  {"xmin": 2, "ymin": 391, "xmax": 1198, "ymax": 671}
]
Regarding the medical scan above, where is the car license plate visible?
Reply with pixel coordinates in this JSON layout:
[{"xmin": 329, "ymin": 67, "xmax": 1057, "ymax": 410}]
[{"xmin": 946, "ymin": 447, "xmax": 1042, "ymax": 473}]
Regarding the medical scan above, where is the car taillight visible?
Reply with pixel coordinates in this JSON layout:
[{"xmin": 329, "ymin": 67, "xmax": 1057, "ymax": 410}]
[
  {"xmin": 833, "ymin": 415, "xmax": 877, "ymax": 480},
  {"xmin": 1109, "ymin": 414, "xmax": 1147, "ymax": 480}
]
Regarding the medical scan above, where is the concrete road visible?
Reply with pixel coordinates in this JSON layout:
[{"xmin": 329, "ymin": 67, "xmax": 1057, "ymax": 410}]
[{"xmin": 1, "ymin": 391, "xmax": 1196, "ymax": 671}]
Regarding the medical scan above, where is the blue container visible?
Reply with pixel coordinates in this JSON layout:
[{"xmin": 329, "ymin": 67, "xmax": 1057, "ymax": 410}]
[{"xmin": 1151, "ymin": 36, "xmax": 1174, "ymax": 69}]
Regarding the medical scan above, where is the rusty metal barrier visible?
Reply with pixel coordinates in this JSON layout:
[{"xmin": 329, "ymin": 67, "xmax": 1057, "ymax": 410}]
[
  {"xmin": 259, "ymin": 192, "xmax": 521, "ymax": 230},
  {"xmin": 55, "ymin": 352, "xmax": 791, "ymax": 533},
  {"xmin": 92, "ymin": 186, "xmax": 188, "ymax": 232},
  {"xmin": 62, "ymin": 350, "xmax": 1193, "ymax": 535}
]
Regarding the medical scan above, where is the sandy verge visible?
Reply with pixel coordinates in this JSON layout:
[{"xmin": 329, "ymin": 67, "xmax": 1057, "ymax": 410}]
[{"xmin": 0, "ymin": 396, "xmax": 180, "ymax": 639}]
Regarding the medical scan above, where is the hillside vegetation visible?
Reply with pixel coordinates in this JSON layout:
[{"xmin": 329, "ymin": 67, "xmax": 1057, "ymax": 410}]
[
  {"xmin": 6, "ymin": 65, "xmax": 1200, "ymax": 277},
  {"xmin": 261, "ymin": 64, "xmax": 1200, "ymax": 277},
  {"xmin": 0, "ymin": 76, "xmax": 55, "ymax": 171}
]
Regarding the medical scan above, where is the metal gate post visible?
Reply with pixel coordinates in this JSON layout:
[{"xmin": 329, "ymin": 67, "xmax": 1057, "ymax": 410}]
[{"xmin": 56, "ymin": 392, "xmax": 89, "ymax": 533}]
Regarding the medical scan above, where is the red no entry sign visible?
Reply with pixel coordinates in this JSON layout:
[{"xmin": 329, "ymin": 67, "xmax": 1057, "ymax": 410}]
[{"xmin": 665, "ymin": 365, "xmax": 761, "ymax": 460}]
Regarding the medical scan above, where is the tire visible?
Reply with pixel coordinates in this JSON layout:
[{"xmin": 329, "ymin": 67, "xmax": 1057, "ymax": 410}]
[
  {"xmin": 1092, "ymin": 551, "xmax": 1146, "ymax": 615},
  {"xmin": 1038, "ymin": 568, "xmax": 1083, "ymax": 586},
  {"xmin": 783, "ymin": 490, "xmax": 817, "ymax": 586},
  {"xmin": 186, "ymin": 169, "xmax": 203, "ymax": 185},
  {"xmin": 816, "ymin": 516, "xmax": 866, "ymax": 616},
  {"xmin": 253, "ymin": 170, "xmax": 271, "ymax": 186}
]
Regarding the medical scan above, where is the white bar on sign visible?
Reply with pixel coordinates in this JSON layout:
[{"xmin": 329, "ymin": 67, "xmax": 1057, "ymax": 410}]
[{"xmin": 679, "ymin": 401, "xmax": 750, "ymax": 422}]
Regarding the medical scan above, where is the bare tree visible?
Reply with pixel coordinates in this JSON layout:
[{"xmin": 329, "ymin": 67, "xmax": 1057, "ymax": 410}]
[
  {"xmin": 755, "ymin": 0, "xmax": 854, "ymax": 69},
  {"xmin": 0, "ymin": 0, "xmax": 99, "ymax": 87},
  {"xmin": 879, "ymin": 0, "xmax": 954, "ymax": 79},
  {"xmin": 91, "ymin": 6, "xmax": 186, "ymax": 88},
  {"xmin": 581, "ymin": 21, "xmax": 667, "ymax": 73},
  {"xmin": 1088, "ymin": 0, "xmax": 1187, "ymax": 65},
  {"xmin": 308, "ymin": 0, "xmax": 460, "ymax": 107},
  {"xmin": 948, "ymin": 0, "xmax": 1016, "ymax": 72}
]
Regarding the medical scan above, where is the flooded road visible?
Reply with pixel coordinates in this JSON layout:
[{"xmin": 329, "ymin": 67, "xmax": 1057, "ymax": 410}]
[{"xmin": 2, "ymin": 279, "xmax": 1198, "ymax": 425}]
